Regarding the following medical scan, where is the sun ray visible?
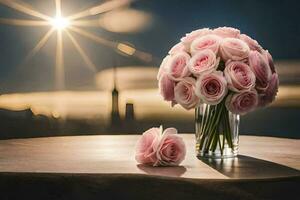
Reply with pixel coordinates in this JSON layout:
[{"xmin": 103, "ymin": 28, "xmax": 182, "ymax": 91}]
[
  {"xmin": 0, "ymin": 0, "xmax": 51, "ymax": 21},
  {"xmin": 55, "ymin": 30, "xmax": 65, "ymax": 90},
  {"xmin": 70, "ymin": 19, "xmax": 99, "ymax": 27},
  {"xmin": 55, "ymin": 0, "xmax": 61, "ymax": 17},
  {"xmin": 65, "ymin": 30, "xmax": 97, "ymax": 72},
  {"xmin": 68, "ymin": 26, "xmax": 115, "ymax": 48},
  {"xmin": 67, "ymin": 0, "xmax": 132, "ymax": 21},
  {"xmin": 0, "ymin": 18, "xmax": 50, "ymax": 26},
  {"xmin": 23, "ymin": 28, "xmax": 55, "ymax": 64},
  {"xmin": 69, "ymin": 26, "xmax": 153, "ymax": 62}
]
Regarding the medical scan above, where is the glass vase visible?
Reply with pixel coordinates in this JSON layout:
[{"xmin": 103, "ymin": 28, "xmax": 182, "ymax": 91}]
[{"xmin": 195, "ymin": 102, "xmax": 240, "ymax": 159}]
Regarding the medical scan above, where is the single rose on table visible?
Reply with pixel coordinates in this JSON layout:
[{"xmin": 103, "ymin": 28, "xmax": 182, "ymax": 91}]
[{"xmin": 135, "ymin": 126, "xmax": 186, "ymax": 167}]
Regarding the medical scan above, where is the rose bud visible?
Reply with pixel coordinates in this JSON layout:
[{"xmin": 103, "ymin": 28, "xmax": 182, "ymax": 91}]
[
  {"xmin": 168, "ymin": 42, "xmax": 187, "ymax": 55},
  {"xmin": 195, "ymin": 71, "xmax": 228, "ymax": 105},
  {"xmin": 239, "ymin": 34, "xmax": 263, "ymax": 52},
  {"xmin": 174, "ymin": 77, "xmax": 199, "ymax": 110},
  {"xmin": 155, "ymin": 127, "xmax": 186, "ymax": 166},
  {"xmin": 188, "ymin": 49, "xmax": 220, "ymax": 76},
  {"xmin": 180, "ymin": 28, "xmax": 212, "ymax": 50},
  {"xmin": 219, "ymin": 38, "xmax": 250, "ymax": 61},
  {"xmin": 159, "ymin": 73, "xmax": 175, "ymax": 101},
  {"xmin": 165, "ymin": 52, "xmax": 191, "ymax": 80},
  {"xmin": 135, "ymin": 127, "xmax": 161, "ymax": 165},
  {"xmin": 224, "ymin": 61, "xmax": 256, "ymax": 92},
  {"xmin": 190, "ymin": 34, "xmax": 221, "ymax": 55},
  {"xmin": 258, "ymin": 73, "xmax": 279, "ymax": 107},
  {"xmin": 157, "ymin": 55, "xmax": 170, "ymax": 80},
  {"xmin": 212, "ymin": 27, "xmax": 240, "ymax": 38},
  {"xmin": 225, "ymin": 90, "xmax": 258, "ymax": 115},
  {"xmin": 248, "ymin": 50, "xmax": 272, "ymax": 92}
]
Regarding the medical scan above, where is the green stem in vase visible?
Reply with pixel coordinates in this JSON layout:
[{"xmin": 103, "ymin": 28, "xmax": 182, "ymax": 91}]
[
  {"xmin": 203, "ymin": 107, "xmax": 219, "ymax": 151},
  {"xmin": 205, "ymin": 104, "xmax": 224, "ymax": 152},
  {"xmin": 199, "ymin": 105, "xmax": 217, "ymax": 150},
  {"xmin": 224, "ymin": 111, "xmax": 234, "ymax": 149},
  {"xmin": 211, "ymin": 104, "xmax": 226, "ymax": 152},
  {"xmin": 199, "ymin": 105, "xmax": 210, "ymax": 140}
]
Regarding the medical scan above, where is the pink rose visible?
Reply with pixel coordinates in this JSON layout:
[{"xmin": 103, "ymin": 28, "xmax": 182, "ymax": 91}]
[
  {"xmin": 180, "ymin": 28, "xmax": 212, "ymax": 50},
  {"xmin": 168, "ymin": 42, "xmax": 187, "ymax": 55},
  {"xmin": 239, "ymin": 34, "xmax": 263, "ymax": 52},
  {"xmin": 159, "ymin": 73, "xmax": 175, "ymax": 101},
  {"xmin": 263, "ymin": 50, "xmax": 276, "ymax": 73},
  {"xmin": 165, "ymin": 52, "xmax": 191, "ymax": 80},
  {"xmin": 195, "ymin": 71, "xmax": 228, "ymax": 105},
  {"xmin": 219, "ymin": 38, "xmax": 250, "ymax": 61},
  {"xmin": 174, "ymin": 77, "xmax": 199, "ymax": 110},
  {"xmin": 156, "ymin": 128, "xmax": 186, "ymax": 166},
  {"xmin": 224, "ymin": 61, "xmax": 256, "ymax": 92},
  {"xmin": 157, "ymin": 55, "xmax": 170, "ymax": 80},
  {"xmin": 135, "ymin": 127, "xmax": 160, "ymax": 165},
  {"xmin": 225, "ymin": 90, "xmax": 258, "ymax": 115},
  {"xmin": 248, "ymin": 50, "xmax": 272, "ymax": 91},
  {"xmin": 135, "ymin": 127, "xmax": 186, "ymax": 166},
  {"xmin": 212, "ymin": 27, "xmax": 240, "ymax": 38},
  {"xmin": 258, "ymin": 73, "xmax": 279, "ymax": 107},
  {"xmin": 188, "ymin": 49, "xmax": 220, "ymax": 76},
  {"xmin": 190, "ymin": 34, "xmax": 221, "ymax": 55}
]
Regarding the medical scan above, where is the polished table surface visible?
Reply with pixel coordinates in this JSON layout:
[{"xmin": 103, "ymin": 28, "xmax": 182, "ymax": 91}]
[{"xmin": 0, "ymin": 134, "xmax": 299, "ymax": 179}]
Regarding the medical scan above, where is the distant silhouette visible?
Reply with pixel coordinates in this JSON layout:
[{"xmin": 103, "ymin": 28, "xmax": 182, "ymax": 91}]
[{"xmin": 110, "ymin": 65, "xmax": 121, "ymax": 128}]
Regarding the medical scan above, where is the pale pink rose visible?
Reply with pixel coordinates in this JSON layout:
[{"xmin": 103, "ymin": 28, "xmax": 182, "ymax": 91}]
[
  {"xmin": 190, "ymin": 34, "xmax": 221, "ymax": 55},
  {"xmin": 188, "ymin": 49, "xmax": 220, "ymax": 76},
  {"xmin": 159, "ymin": 73, "xmax": 175, "ymax": 101},
  {"xmin": 225, "ymin": 90, "xmax": 258, "ymax": 115},
  {"xmin": 180, "ymin": 28, "xmax": 212, "ymax": 50},
  {"xmin": 155, "ymin": 128, "xmax": 186, "ymax": 166},
  {"xmin": 165, "ymin": 52, "xmax": 191, "ymax": 80},
  {"xmin": 219, "ymin": 38, "xmax": 250, "ymax": 61},
  {"xmin": 135, "ymin": 127, "xmax": 186, "ymax": 166},
  {"xmin": 168, "ymin": 42, "xmax": 187, "ymax": 55},
  {"xmin": 224, "ymin": 61, "xmax": 256, "ymax": 92},
  {"xmin": 174, "ymin": 77, "xmax": 199, "ymax": 110},
  {"xmin": 239, "ymin": 34, "xmax": 263, "ymax": 52},
  {"xmin": 263, "ymin": 50, "xmax": 276, "ymax": 73},
  {"xmin": 258, "ymin": 73, "xmax": 279, "ymax": 107},
  {"xmin": 195, "ymin": 71, "xmax": 228, "ymax": 105},
  {"xmin": 248, "ymin": 50, "xmax": 272, "ymax": 91},
  {"xmin": 212, "ymin": 27, "xmax": 240, "ymax": 38},
  {"xmin": 135, "ymin": 127, "xmax": 160, "ymax": 165},
  {"xmin": 157, "ymin": 55, "xmax": 170, "ymax": 80}
]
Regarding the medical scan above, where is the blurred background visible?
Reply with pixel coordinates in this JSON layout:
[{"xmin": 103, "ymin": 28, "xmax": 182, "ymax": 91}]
[{"xmin": 0, "ymin": 0, "xmax": 299, "ymax": 140}]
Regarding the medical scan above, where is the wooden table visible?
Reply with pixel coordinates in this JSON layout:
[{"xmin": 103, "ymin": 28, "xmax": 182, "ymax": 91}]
[{"xmin": 0, "ymin": 135, "xmax": 299, "ymax": 200}]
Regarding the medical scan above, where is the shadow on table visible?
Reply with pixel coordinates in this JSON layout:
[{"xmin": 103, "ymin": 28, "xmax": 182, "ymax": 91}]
[
  {"xmin": 200, "ymin": 155, "xmax": 300, "ymax": 179},
  {"xmin": 136, "ymin": 164, "xmax": 187, "ymax": 177}
]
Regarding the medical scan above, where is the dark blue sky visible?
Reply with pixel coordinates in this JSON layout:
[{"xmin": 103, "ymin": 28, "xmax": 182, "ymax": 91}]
[{"xmin": 0, "ymin": 0, "xmax": 299, "ymax": 93}]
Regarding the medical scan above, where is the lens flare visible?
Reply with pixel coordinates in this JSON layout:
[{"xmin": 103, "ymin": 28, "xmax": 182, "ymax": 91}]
[{"xmin": 50, "ymin": 16, "xmax": 69, "ymax": 30}]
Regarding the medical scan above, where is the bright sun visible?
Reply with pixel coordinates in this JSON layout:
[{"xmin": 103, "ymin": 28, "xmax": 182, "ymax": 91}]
[{"xmin": 50, "ymin": 16, "xmax": 70, "ymax": 30}]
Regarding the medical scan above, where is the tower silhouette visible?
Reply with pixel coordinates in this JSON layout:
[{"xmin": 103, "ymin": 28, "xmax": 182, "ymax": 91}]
[{"xmin": 110, "ymin": 65, "xmax": 121, "ymax": 126}]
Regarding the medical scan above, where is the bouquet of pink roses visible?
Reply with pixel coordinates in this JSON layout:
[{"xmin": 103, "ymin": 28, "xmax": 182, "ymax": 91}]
[{"xmin": 157, "ymin": 27, "xmax": 279, "ymax": 158}]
